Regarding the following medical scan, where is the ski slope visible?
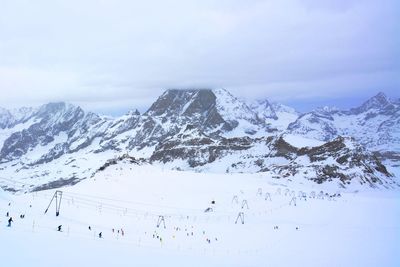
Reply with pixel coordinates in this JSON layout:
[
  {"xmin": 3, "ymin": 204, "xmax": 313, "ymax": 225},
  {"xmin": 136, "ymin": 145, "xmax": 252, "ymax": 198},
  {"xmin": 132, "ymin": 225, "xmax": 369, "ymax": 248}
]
[{"xmin": 1, "ymin": 163, "xmax": 399, "ymax": 267}]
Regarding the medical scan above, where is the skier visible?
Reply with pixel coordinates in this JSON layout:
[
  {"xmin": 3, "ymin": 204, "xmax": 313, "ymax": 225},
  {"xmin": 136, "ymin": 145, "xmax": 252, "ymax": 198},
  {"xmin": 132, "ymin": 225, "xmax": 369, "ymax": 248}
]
[
  {"xmin": 99, "ymin": 232, "xmax": 103, "ymax": 238},
  {"xmin": 88, "ymin": 226, "xmax": 91, "ymax": 231},
  {"xmin": 57, "ymin": 225, "xmax": 62, "ymax": 232},
  {"xmin": 7, "ymin": 217, "xmax": 13, "ymax": 227},
  {"xmin": 6, "ymin": 211, "xmax": 9, "ymax": 217}
]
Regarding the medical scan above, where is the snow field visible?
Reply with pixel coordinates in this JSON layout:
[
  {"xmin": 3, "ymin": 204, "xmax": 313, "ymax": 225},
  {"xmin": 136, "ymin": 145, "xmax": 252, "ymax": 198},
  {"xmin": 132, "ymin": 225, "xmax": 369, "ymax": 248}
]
[{"xmin": 0, "ymin": 164, "xmax": 399, "ymax": 267}]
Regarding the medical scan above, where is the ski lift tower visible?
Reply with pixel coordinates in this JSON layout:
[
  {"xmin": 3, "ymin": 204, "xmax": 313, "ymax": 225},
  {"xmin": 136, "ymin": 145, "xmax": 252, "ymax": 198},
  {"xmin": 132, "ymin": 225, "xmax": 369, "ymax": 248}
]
[{"xmin": 44, "ymin": 190, "xmax": 63, "ymax": 216}]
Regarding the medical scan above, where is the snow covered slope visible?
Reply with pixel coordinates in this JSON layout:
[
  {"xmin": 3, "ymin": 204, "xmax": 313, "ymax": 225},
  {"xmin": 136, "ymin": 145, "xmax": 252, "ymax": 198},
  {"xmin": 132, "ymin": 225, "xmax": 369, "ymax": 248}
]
[
  {"xmin": 151, "ymin": 133, "xmax": 397, "ymax": 189},
  {"xmin": 1, "ymin": 163, "xmax": 399, "ymax": 267},
  {"xmin": 212, "ymin": 88, "xmax": 273, "ymax": 137},
  {"xmin": 250, "ymin": 100, "xmax": 299, "ymax": 131}
]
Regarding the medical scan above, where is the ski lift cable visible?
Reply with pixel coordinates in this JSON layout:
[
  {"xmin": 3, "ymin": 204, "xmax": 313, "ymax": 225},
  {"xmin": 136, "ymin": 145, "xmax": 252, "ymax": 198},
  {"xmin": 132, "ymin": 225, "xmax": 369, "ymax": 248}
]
[
  {"xmin": 62, "ymin": 192, "xmax": 234, "ymax": 216},
  {"xmin": 40, "ymin": 192, "xmax": 232, "ymax": 219},
  {"xmin": 66, "ymin": 198, "xmax": 233, "ymax": 219},
  {"xmin": 63, "ymin": 191, "xmax": 221, "ymax": 213}
]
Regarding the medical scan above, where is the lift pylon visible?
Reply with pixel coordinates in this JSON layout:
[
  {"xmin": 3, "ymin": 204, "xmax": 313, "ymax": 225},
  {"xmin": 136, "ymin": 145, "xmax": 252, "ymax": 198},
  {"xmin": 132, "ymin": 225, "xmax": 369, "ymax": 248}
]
[
  {"xmin": 44, "ymin": 190, "xmax": 63, "ymax": 216},
  {"xmin": 235, "ymin": 212, "xmax": 245, "ymax": 224},
  {"xmin": 156, "ymin": 215, "xmax": 166, "ymax": 229}
]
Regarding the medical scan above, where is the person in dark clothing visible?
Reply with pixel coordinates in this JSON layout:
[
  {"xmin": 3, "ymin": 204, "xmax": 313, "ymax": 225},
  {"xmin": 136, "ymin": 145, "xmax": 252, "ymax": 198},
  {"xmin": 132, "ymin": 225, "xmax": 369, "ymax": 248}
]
[
  {"xmin": 57, "ymin": 225, "xmax": 62, "ymax": 232},
  {"xmin": 7, "ymin": 217, "xmax": 13, "ymax": 227},
  {"xmin": 6, "ymin": 211, "xmax": 9, "ymax": 217},
  {"xmin": 99, "ymin": 232, "xmax": 102, "ymax": 238},
  {"xmin": 88, "ymin": 226, "xmax": 91, "ymax": 231}
]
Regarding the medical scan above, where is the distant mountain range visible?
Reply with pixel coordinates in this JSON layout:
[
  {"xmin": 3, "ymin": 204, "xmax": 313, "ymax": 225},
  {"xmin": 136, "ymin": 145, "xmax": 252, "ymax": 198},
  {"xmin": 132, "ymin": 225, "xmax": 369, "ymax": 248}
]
[
  {"xmin": 0, "ymin": 89, "xmax": 398, "ymax": 192},
  {"xmin": 286, "ymin": 92, "xmax": 400, "ymax": 161}
]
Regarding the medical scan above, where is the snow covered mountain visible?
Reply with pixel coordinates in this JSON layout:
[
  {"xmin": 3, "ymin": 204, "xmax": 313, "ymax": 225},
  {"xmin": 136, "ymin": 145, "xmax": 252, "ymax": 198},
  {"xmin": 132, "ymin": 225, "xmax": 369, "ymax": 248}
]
[
  {"xmin": 0, "ymin": 106, "xmax": 37, "ymax": 129},
  {"xmin": 145, "ymin": 89, "xmax": 274, "ymax": 137},
  {"xmin": 151, "ymin": 130, "xmax": 394, "ymax": 188},
  {"xmin": 286, "ymin": 92, "xmax": 400, "ymax": 166},
  {"xmin": 0, "ymin": 89, "xmax": 398, "ymax": 192},
  {"xmin": 250, "ymin": 100, "xmax": 299, "ymax": 131},
  {"xmin": 0, "ymin": 89, "xmax": 274, "ymax": 191}
]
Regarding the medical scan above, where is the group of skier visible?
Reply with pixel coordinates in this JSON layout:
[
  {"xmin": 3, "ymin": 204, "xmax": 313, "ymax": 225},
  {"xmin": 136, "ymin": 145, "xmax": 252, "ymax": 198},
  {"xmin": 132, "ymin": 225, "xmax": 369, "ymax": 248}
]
[
  {"xmin": 4, "ymin": 203, "xmax": 221, "ymax": 246},
  {"xmin": 85, "ymin": 225, "xmax": 126, "ymax": 239},
  {"xmin": 4, "ymin": 203, "xmax": 20, "ymax": 227},
  {"xmin": 153, "ymin": 224, "xmax": 219, "ymax": 245},
  {"xmin": 4, "ymin": 201, "xmax": 30, "ymax": 228}
]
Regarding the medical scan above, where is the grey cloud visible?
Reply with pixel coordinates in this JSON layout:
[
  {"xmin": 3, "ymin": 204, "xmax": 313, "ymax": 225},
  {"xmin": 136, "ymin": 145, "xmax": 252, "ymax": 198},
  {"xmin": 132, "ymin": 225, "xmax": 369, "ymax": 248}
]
[{"xmin": 0, "ymin": 0, "xmax": 398, "ymax": 113}]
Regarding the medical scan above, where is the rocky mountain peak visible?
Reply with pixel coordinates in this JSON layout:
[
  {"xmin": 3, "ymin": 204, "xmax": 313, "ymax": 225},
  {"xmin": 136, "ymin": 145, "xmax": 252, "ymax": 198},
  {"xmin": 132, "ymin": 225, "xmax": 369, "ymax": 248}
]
[
  {"xmin": 212, "ymin": 88, "xmax": 261, "ymax": 122},
  {"xmin": 145, "ymin": 89, "xmax": 215, "ymax": 117},
  {"xmin": 36, "ymin": 102, "xmax": 79, "ymax": 116},
  {"xmin": 351, "ymin": 92, "xmax": 390, "ymax": 114},
  {"xmin": 127, "ymin": 109, "xmax": 141, "ymax": 116},
  {"xmin": 315, "ymin": 105, "xmax": 339, "ymax": 114},
  {"xmin": 143, "ymin": 88, "xmax": 272, "ymax": 136}
]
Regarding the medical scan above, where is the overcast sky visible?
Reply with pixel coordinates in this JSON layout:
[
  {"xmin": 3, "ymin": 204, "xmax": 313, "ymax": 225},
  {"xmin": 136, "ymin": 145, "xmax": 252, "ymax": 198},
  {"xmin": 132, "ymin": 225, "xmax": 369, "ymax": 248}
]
[{"xmin": 0, "ymin": 0, "xmax": 399, "ymax": 115}]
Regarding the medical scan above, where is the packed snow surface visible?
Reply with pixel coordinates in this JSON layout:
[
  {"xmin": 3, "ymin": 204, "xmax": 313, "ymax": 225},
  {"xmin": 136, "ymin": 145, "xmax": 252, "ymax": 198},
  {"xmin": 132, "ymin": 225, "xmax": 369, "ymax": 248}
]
[
  {"xmin": 1, "ymin": 164, "xmax": 399, "ymax": 267},
  {"xmin": 283, "ymin": 134, "xmax": 325, "ymax": 148}
]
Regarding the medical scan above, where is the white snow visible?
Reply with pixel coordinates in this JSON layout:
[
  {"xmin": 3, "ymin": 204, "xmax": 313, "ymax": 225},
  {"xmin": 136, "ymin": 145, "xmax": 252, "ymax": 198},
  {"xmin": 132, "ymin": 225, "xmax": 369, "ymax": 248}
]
[
  {"xmin": 213, "ymin": 88, "xmax": 255, "ymax": 121},
  {"xmin": 0, "ymin": 164, "xmax": 399, "ymax": 267},
  {"xmin": 222, "ymin": 119, "xmax": 264, "ymax": 138},
  {"xmin": 265, "ymin": 110, "xmax": 298, "ymax": 131},
  {"xmin": 283, "ymin": 134, "xmax": 324, "ymax": 148}
]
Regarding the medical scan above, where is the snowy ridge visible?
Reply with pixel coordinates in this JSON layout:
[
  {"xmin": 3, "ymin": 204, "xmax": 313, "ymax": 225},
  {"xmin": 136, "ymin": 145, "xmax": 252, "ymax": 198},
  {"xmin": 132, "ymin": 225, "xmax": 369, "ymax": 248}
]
[
  {"xmin": 250, "ymin": 100, "xmax": 299, "ymax": 131},
  {"xmin": 286, "ymin": 92, "xmax": 400, "ymax": 166},
  {"xmin": 151, "ymin": 134, "xmax": 395, "ymax": 189},
  {"xmin": 0, "ymin": 106, "xmax": 37, "ymax": 129},
  {"xmin": 0, "ymin": 89, "xmax": 398, "ymax": 192},
  {"xmin": 213, "ymin": 88, "xmax": 263, "ymax": 126}
]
